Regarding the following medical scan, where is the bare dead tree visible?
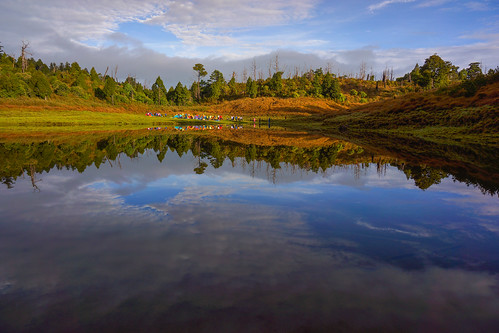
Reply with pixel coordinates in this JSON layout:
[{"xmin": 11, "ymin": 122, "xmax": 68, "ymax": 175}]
[
  {"xmin": 10, "ymin": 53, "xmax": 16, "ymax": 69},
  {"xmin": 242, "ymin": 67, "xmax": 248, "ymax": 82},
  {"xmin": 127, "ymin": 75, "xmax": 134, "ymax": 100},
  {"xmin": 103, "ymin": 66, "xmax": 109, "ymax": 78},
  {"xmin": 114, "ymin": 65, "xmax": 118, "ymax": 81},
  {"xmin": 251, "ymin": 58, "xmax": 257, "ymax": 80},
  {"xmin": 294, "ymin": 66, "xmax": 300, "ymax": 79},
  {"xmin": 21, "ymin": 41, "xmax": 32, "ymax": 73},
  {"xmin": 359, "ymin": 61, "xmax": 367, "ymax": 80},
  {"xmin": 29, "ymin": 164, "xmax": 41, "ymax": 192},
  {"xmin": 274, "ymin": 52, "xmax": 280, "ymax": 73},
  {"xmin": 382, "ymin": 67, "xmax": 389, "ymax": 88},
  {"xmin": 326, "ymin": 62, "xmax": 332, "ymax": 74},
  {"xmin": 281, "ymin": 64, "xmax": 288, "ymax": 77}
]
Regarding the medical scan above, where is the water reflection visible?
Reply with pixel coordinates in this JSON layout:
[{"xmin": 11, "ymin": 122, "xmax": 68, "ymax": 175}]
[
  {"xmin": 0, "ymin": 130, "xmax": 498, "ymax": 332},
  {"xmin": 1, "ymin": 129, "xmax": 498, "ymax": 194}
]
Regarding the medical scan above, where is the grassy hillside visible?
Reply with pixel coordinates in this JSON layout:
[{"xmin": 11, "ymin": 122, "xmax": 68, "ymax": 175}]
[{"xmin": 321, "ymin": 80, "xmax": 499, "ymax": 146}]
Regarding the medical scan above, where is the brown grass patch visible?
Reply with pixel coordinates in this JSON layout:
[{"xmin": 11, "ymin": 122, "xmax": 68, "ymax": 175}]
[{"xmin": 207, "ymin": 97, "xmax": 346, "ymax": 117}]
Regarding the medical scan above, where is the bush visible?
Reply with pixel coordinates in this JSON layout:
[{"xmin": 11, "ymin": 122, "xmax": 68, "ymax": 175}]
[
  {"xmin": 30, "ymin": 71, "xmax": 52, "ymax": 98},
  {"xmin": 94, "ymin": 87, "xmax": 106, "ymax": 100},
  {"xmin": 52, "ymin": 80, "xmax": 69, "ymax": 96},
  {"xmin": 350, "ymin": 89, "xmax": 358, "ymax": 96},
  {"xmin": 359, "ymin": 91, "xmax": 368, "ymax": 98},
  {"xmin": 114, "ymin": 94, "xmax": 129, "ymax": 104},
  {"xmin": 135, "ymin": 92, "xmax": 153, "ymax": 105},
  {"xmin": 334, "ymin": 93, "xmax": 346, "ymax": 103},
  {"xmin": 0, "ymin": 73, "xmax": 30, "ymax": 97},
  {"xmin": 70, "ymin": 86, "xmax": 88, "ymax": 99}
]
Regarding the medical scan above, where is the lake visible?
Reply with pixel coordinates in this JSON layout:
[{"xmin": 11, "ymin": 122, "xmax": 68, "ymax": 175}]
[{"xmin": 1, "ymin": 129, "xmax": 498, "ymax": 332}]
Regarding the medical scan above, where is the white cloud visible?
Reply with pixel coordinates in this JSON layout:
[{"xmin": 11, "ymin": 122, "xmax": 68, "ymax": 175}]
[
  {"xmin": 465, "ymin": 1, "xmax": 490, "ymax": 11},
  {"xmin": 1, "ymin": 0, "xmax": 166, "ymax": 42},
  {"xmin": 0, "ymin": 0, "xmax": 318, "ymax": 49},
  {"xmin": 416, "ymin": 0, "xmax": 452, "ymax": 8},
  {"xmin": 146, "ymin": 0, "xmax": 318, "ymax": 48},
  {"xmin": 368, "ymin": 0, "xmax": 416, "ymax": 12}
]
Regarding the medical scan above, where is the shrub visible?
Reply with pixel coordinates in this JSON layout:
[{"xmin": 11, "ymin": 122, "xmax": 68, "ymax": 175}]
[
  {"xmin": 94, "ymin": 87, "xmax": 106, "ymax": 100},
  {"xmin": 114, "ymin": 94, "xmax": 129, "ymax": 104},
  {"xmin": 334, "ymin": 93, "xmax": 346, "ymax": 103},
  {"xmin": 135, "ymin": 92, "xmax": 153, "ymax": 105},
  {"xmin": 52, "ymin": 80, "xmax": 69, "ymax": 96},
  {"xmin": 70, "ymin": 86, "xmax": 88, "ymax": 99},
  {"xmin": 30, "ymin": 71, "xmax": 52, "ymax": 99},
  {"xmin": 0, "ymin": 74, "xmax": 30, "ymax": 97}
]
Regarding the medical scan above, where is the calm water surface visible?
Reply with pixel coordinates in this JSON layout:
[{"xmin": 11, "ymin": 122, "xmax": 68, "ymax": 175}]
[{"xmin": 1, "ymin": 132, "xmax": 499, "ymax": 332}]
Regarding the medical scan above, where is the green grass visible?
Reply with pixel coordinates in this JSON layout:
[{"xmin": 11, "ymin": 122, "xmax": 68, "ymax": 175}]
[
  {"xmin": 0, "ymin": 109, "xmax": 174, "ymax": 133},
  {"xmin": 0, "ymin": 107, "xmax": 256, "ymax": 135},
  {"xmin": 0, "ymin": 109, "xmax": 155, "ymax": 125}
]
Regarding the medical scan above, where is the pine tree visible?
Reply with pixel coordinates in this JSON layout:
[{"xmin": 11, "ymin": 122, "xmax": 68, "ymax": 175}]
[
  {"xmin": 246, "ymin": 77, "xmax": 257, "ymax": 98},
  {"xmin": 151, "ymin": 76, "xmax": 167, "ymax": 105},
  {"xmin": 193, "ymin": 63, "xmax": 207, "ymax": 101},
  {"xmin": 103, "ymin": 76, "xmax": 116, "ymax": 104}
]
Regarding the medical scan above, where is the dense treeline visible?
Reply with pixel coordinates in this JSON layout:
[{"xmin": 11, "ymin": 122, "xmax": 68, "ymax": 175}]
[{"xmin": 2, "ymin": 42, "xmax": 495, "ymax": 106}]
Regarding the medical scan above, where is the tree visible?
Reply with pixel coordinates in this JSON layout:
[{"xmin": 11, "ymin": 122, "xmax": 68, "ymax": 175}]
[
  {"xmin": 20, "ymin": 41, "xmax": 31, "ymax": 73},
  {"xmin": 171, "ymin": 82, "xmax": 191, "ymax": 106},
  {"xmin": 419, "ymin": 54, "xmax": 458, "ymax": 88},
  {"xmin": 465, "ymin": 62, "xmax": 483, "ymax": 80},
  {"xmin": 151, "ymin": 76, "xmax": 167, "ymax": 105},
  {"xmin": 193, "ymin": 63, "xmax": 207, "ymax": 101},
  {"xmin": 268, "ymin": 71, "xmax": 284, "ymax": 96},
  {"xmin": 0, "ymin": 73, "xmax": 30, "ymax": 98},
  {"xmin": 246, "ymin": 77, "xmax": 257, "ymax": 98},
  {"xmin": 311, "ymin": 70, "xmax": 323, "ymax": 97},
  {"xmin": 103, "ymin": 76, "xmax": 116, "ymax": 103},
  {"xmin": 409, "ymin": 63, "xmax": 421, "ymax": 84},
  {"xmin": 35, "ymin": 59, "xmax": 50, "ymax": 74},
  {"xmin": 90, "ymin": 67, "xmax": 100, "ymax": 82},
  {"xmin": 228, "ymin": 74, "xmax": 239, "ymax": 98},
  {"xmin": 73, "ymin": 72, "xmax": 88, "ymax": 90},
  {"xmin": 52, "ymin": 80, "xmax": 70, "ymax": 96},
  {"xmin": 70, "ymin": 62, "xmax": 81, "ymax": 75},
  {"xmin": 122, "ymin": 82, "xmax": 135, "ymax": 100},
  {"xmin": 322, "ymin": 73, "xmax": 341, "ymax": 100},
  {"xmin": 30, "ymin": 71, "xmax": 52, "ymax": 99},
  {"xmin": 206, "ymin": 70, "xmax": 225, "ymax": 102},
  {"xmin": 359, "ymin": 61, "xmax": 367, "ymax": 80}
]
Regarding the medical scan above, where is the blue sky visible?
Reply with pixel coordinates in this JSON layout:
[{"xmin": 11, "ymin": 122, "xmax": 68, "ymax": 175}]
[{"xmin": 0, "ymin": 0, "xmax": 497, "ymax": 85}]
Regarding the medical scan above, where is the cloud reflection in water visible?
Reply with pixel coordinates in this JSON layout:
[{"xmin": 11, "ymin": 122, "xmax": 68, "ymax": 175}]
[{"xmin": 0, "ymin": 150, "xmax": 498, "ymax": 332}]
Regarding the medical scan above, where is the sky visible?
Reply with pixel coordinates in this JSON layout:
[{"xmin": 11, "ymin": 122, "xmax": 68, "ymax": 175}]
[{"xmin": 0, "ymin": 0, "xmax": 498, "ymax": 86}]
